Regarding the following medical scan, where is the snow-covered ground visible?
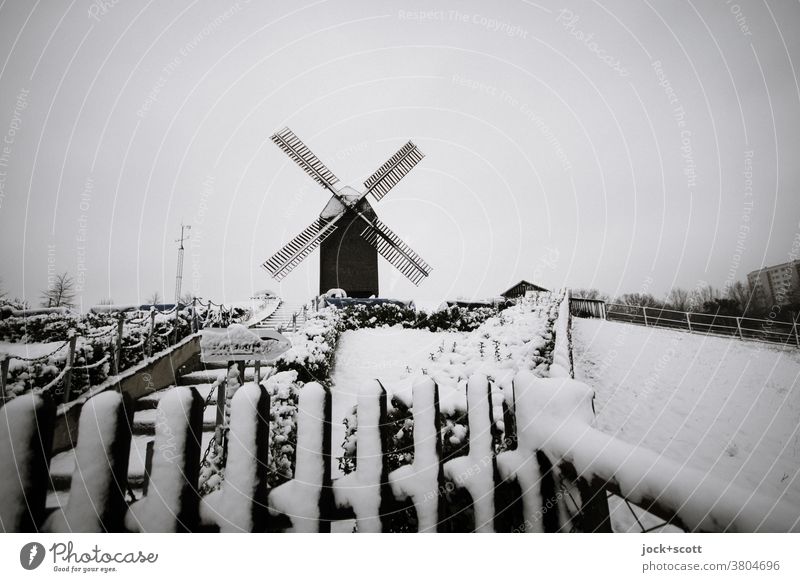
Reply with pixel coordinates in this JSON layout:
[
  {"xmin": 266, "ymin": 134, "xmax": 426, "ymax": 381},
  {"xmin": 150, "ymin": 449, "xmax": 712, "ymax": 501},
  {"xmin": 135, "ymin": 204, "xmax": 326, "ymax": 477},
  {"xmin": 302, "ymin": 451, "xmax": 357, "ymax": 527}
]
[
  {"xmin": 572, "ymin": 318, "xmax": 800, "ymax": 510},
  {"xmin": 329, "ymin": 327, "xmax": 466, "ymax": 471}
]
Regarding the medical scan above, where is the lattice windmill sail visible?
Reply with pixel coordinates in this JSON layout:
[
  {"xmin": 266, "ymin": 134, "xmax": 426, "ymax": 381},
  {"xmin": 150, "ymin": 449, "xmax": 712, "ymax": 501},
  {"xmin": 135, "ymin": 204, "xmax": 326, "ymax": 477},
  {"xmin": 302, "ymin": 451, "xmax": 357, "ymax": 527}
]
[{"xmin": 263, "ymin": 128, "xmax": 432, "ymax": 297}]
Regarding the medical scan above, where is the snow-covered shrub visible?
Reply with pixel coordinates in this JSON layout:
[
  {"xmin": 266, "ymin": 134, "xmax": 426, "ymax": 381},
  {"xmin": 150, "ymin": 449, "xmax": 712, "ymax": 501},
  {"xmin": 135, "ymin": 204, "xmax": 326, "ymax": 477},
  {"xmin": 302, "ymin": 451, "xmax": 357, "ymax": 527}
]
[
  {"xmin": 332, "ymin": 302, "xmax": 500, "ymax": 333},
  {"xmin": 1, "ymin": 307, "xmax": 198, "ymax": 401},
  {"xmin": 418, "ymin": 305, "xmax": 499, "ymax": 332},
  {"xmin": 0, "ymin": 311, "xmax": 81, "ymax": 342},
  {"xmin": 336, "ymin": 303, "xmax": 418, "ymax": 330},
  {"xmin": 274, "ymin": 310, "xmax": 340, "ymax": 383}
]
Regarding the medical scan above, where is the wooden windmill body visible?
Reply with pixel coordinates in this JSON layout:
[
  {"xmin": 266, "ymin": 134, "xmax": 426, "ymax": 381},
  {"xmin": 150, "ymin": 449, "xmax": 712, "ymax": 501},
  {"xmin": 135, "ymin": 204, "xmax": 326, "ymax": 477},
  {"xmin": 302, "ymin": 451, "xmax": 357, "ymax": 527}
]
[{"xmin": 263, "ymin": 128, "xmax": 432, "ymax": 297}]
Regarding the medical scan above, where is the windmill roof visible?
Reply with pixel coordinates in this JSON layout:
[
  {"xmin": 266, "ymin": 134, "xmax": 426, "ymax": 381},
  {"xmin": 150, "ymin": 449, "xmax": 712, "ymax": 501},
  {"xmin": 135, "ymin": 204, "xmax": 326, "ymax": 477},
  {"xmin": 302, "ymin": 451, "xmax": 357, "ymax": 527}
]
[{"xmin": 320, "ymin": 195, "xmax": 347, "ymax": 219}]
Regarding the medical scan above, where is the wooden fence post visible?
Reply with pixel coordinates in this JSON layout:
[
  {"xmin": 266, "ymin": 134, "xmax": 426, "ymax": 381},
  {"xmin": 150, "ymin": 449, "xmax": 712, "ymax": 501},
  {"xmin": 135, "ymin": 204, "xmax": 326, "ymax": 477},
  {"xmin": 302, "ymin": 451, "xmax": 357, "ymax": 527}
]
[
  {"xmin": 143, "ymin": 440, "xmax": 154, "ymax": 496},
  {"xmin": 147, "ymin": 308, "xmax": 156, "ymax": 357},
  {"xmin": 642, "ymin": 306, "xmax": 649, "ymax": 327},
  {"xmin": 124, "ymin": 386, "xmax": 203, "ymax": 532},
  {"xmin": 792, "ymin": 312, "xmax": 799, "ymax": 348},
  {"xmin": 0, "ymin": 391, "xmax": 55, "ymax": 531},
  {"xmin": 387, "ymin": 377, "xmax": 448, "ymax": 532},
  {"xmin": 441, "ymin": 375, "xmax": 497, "ymax": 532},
  {"xmin": 173, "ymin": 304, "xmax": 181, "ymax": 345},
  {"xmin": 215, "ymin": 379, "xmax": 227, "ymax": 452},
  {"xmin": 213, "ymin": 383, "xmax": 271, "ymax": 532},
  {"xmin": 115, "ymin": 314, "xmax": 124, "ymax": 374},
  {"xmin": 62, "ymin": 334, "xmax": 78, "ymax": 404},
  {"xmin": 345, "ymin": 380, "xmax": 393, "ymax": 533},
  {"xmin": 44, "ymin": 391, "xmax": 134, "ymax": 532},
  {"xmin": 736, "ymin": 317, "xmax": 743, "ymax": 340},
  {"xmin": 267, "ymin": 382, "xmax": 332, "ymax": 532},
  {"xmin": 319, "ymin": 381, "xmax": 334, "ymax": 533},
  {"xmin": 0, "ymin": 355, "xmax": 9, "ymax": 403},
  {"xmin": 686, "ymin": 312, "xmax": 693, "ymax": 332}
]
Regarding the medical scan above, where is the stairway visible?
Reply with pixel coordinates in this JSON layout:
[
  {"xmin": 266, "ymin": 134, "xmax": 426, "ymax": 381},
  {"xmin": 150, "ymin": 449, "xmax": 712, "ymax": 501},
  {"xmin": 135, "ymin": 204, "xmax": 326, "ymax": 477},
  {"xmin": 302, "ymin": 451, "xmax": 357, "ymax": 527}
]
[
  {"xmin": 44, "ymin": 298, "xmax": 308, "ymax": 509},
  {"xmin": 252, "ymin": 299, "xmax": 309, "ymax": 331},
  {"xmin": 46, "ymin": 364, "xmax": 234, "ymax": 508}
]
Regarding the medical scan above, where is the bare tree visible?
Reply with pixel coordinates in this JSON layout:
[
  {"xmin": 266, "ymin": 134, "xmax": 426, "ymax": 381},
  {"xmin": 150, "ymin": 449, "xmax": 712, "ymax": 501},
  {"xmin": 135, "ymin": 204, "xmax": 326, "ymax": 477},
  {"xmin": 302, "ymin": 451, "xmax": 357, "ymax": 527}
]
[
  {"xmin": 726, "ymin": 281, "xmax": 754, "ymax": 314},
  {"xmin": 667, "ymin": 287, "xmax": 691, "ymax": 311},
  {"xmin": 98, "ymin": 298, "xmax": 115, "ymax": 305},
  {"xmin": 616, "ymin": 292, "xmax": 662, "ymax": 308},
  {"xmin": 40, "ymin": 272, "xmax": 77, "ymax": 308},
  {"xmin": 146, "ymin": 291, "xmax": 161, "ymax": 305},
  {"xmin": 689, "ymin": 284, "xmax": 718, "ymax": 311}
]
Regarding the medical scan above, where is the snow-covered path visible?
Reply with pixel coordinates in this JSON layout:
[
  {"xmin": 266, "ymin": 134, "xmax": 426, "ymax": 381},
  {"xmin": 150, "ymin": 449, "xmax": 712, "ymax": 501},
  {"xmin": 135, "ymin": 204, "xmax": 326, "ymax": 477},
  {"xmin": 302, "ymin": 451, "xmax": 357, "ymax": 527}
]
[
  {"xmin": 328, "ymin": 328, "xmax": 465, "ymax": 472},
  {"xmin": 572, "ymin": 317, "xmax": 800, "ymax": 507}
]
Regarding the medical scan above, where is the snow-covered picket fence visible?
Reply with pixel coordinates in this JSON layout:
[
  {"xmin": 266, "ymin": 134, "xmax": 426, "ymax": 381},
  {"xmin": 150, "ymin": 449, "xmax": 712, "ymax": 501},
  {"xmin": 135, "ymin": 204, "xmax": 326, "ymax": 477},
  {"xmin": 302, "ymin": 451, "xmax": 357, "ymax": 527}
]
[
  {"xmin": 3, "ymin": 290, "xmax": 798, "ymax": 532},
  {"xmin": 2, "ymin": 370, "xmax": 799, "ymax": 532}
]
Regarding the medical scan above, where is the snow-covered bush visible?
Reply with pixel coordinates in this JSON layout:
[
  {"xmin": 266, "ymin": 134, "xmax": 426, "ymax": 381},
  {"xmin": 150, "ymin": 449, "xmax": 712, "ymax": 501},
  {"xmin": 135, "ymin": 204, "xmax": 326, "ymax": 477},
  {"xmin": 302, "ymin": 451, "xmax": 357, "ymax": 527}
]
[
  {"xmin": 417, "ymin": 305, "xmax": 499, "ymax": 332},
  {"xmin": 274, "ymin": 310, "xmax": 340, "ymax": 383},
  {"xmin": 332, "ymin": 302, "xmax": 501, "ymax": 333},
  {"xmin": 0, "ymin": 311, "xmax": 81, "ymax": 343},
  {"xmin": 1, "ymin": 305, "xmax": 204, "ymax": 400},
  {"xmin": 336, "ymin": 303, "xmax": 418, "ymax": 330}
]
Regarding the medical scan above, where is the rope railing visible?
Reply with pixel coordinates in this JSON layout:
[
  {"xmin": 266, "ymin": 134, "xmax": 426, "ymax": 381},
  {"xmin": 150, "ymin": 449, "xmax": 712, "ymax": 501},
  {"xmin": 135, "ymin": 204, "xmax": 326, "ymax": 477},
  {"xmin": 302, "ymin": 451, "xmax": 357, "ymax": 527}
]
[
  {"xmin": 122, "ymin": 338, "xmax": 147, "ymax": 351},
  {"xmin": 0, "ymin": 339, "xmax": 71, "ymax": 363}
]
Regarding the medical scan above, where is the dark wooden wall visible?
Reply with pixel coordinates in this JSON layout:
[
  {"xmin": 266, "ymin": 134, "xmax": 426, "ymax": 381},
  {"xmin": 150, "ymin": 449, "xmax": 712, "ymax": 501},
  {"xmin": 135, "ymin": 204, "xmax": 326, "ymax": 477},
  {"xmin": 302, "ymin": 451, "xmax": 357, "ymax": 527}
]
[{"xmin": 319, "ymin": 202, "xmax": 379, "ymax": 298}]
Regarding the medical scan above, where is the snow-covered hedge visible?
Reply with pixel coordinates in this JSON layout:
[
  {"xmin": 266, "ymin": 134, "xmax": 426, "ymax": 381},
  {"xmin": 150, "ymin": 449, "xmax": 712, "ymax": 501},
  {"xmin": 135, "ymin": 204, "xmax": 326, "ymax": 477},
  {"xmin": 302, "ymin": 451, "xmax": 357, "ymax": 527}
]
[
  {"xmin": 1, "ymin": 303, "xmax": 247, "ymax": 401},
  {"xmin": 332, "ymin": 302, "xmax": 502, "ymax": 333},
  {"xmin": 274, "ymin": 311, "xmax": 340, "ymax": 383}
]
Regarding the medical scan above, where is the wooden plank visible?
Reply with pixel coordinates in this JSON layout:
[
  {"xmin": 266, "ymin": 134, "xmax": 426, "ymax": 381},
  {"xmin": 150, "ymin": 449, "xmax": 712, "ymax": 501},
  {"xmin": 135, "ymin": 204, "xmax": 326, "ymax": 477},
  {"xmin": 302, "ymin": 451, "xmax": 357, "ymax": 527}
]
[{"xmin": 50, "ymin": 335, "xmax": 201, "ymax": 455}]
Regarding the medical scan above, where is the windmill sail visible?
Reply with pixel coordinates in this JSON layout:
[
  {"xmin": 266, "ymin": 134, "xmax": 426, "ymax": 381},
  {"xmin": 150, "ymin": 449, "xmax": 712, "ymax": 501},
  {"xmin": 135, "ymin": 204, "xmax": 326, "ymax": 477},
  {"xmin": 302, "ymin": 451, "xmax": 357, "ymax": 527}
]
[
  {"xmin": 263, "ymin": 217, "xmax": 341, "ymax": 281},
  {"xmin": 363, "ymin": 141, "xmax": 424, "ymax": 201},
  {"xmin": 271, "ymin": 127, "xmax": 340, "ymax": 192},
  {"xmin": 360, "ymin": 218, "xmax": 432, "ymax": 285}
]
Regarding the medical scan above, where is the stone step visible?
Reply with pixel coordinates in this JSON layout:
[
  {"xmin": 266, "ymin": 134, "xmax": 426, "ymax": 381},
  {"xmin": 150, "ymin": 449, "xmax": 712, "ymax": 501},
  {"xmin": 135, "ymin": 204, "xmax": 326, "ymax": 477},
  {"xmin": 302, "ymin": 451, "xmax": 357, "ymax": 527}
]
[
  {"xmin": 48, "ymin": 431, "xmax": 214, "ymax": 493},
  {"xmin": 131, "ymin": 406, "xmax": 218, "ymax": 435}
]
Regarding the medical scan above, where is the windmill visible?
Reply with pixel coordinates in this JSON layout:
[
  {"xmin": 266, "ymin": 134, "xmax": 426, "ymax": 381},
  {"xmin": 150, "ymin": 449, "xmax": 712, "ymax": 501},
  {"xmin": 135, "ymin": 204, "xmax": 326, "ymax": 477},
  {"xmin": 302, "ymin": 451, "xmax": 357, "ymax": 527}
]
[{"xmin": 262, "ymin": 127, "xmax": 432, "ymax": 298}]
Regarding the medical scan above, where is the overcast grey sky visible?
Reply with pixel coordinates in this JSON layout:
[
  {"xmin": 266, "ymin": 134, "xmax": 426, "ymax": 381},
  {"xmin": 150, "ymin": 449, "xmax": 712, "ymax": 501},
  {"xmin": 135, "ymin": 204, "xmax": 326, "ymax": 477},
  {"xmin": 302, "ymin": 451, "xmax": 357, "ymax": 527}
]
[{"xmin": 1, "ymin": 0, "xmax": 799, "ymax": 308}]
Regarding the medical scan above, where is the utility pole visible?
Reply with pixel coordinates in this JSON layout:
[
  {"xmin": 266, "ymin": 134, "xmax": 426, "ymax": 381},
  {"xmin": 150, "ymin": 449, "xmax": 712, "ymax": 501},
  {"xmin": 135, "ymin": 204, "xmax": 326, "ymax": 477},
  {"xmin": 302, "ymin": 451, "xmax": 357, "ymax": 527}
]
[{"xmin": 175, "ymin": 223, "xmax": 191, "ymax": 306}]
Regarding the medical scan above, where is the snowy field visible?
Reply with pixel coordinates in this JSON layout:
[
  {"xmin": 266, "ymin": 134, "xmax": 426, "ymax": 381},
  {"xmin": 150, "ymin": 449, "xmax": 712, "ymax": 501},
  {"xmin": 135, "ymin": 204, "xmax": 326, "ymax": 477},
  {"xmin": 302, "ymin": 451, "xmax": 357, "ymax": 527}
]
[
  {"xmin": 572, "ymin": 318, "xmax": 800, "ymax": 509},
  {"xmin": 329, "ymin": 327, "xmax": 466, "ymax": 471}
]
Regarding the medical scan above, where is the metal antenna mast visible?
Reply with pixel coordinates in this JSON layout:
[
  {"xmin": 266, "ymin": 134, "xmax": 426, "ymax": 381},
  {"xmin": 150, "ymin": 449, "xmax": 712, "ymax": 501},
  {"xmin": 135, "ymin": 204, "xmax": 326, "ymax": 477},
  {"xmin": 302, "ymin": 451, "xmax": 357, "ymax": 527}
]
[{"xmin": 175, "ymin": 223, "xmax": 191, "ymax": 304}]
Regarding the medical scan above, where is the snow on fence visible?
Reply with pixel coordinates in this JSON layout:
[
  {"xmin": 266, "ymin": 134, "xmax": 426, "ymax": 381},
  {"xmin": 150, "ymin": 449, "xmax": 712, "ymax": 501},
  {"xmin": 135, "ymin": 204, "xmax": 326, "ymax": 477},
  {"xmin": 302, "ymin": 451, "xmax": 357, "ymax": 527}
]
[
  {"xmin": 3, "ymin": 292, "xmax": 798, "ymax": 533},
  {"xmin": 0, "ymin": 302, "xmax": 219, "ymax": 404},
  {"xmin": 568, "ymin": 297, "xmax": 607, "ymax": 319},
  {"xmin": 4, "ymin": 366, "xmax": 796, "ymax": 533},
  {"xmin": 570, "ymin": 299, "xmax": 800, "ymax": 348}
]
